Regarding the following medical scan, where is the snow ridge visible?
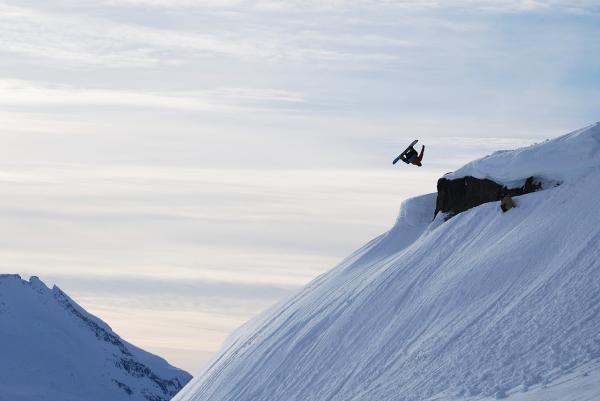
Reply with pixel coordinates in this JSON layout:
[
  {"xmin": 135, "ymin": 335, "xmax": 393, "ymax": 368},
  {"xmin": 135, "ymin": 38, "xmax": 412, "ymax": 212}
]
[
  {"xmin": 0, "ymin": 275, "xmax": 191, "ymax": 401},
  {"xmin": 446, "ymin": 121, "xmax": 600, "ymax": 184},
  {"xmin": 175, "ymin": 122, "xmax": 600, "ymax": 401}
]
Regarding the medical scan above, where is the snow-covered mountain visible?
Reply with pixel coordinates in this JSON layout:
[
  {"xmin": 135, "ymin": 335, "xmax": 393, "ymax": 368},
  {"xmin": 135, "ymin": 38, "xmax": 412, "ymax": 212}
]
[
  {"xmin": 0, "ymin": 274, "xmax": 191, "ymax": 401},
  {"xmin": 175, "ymin": 122, "xmax": 600, "ymax": 401}
]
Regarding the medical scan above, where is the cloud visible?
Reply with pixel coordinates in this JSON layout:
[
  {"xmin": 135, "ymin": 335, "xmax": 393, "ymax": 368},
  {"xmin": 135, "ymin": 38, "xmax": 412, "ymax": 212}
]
[
  {"xmin": 0, "ymin": 2, "xmax": 405, "ymax": 67},
  {"xmin": 101, "ymin": 0, "xmax": 600, "ymax": 14},
  {"xmin": 0, "ymin": 79, "xmax": 306, "ymax": 111},
  {"xmin": 12, "ymin": 0, "xmax": 593, "ymax": 79},
  {"xmin": 46, "ymin": 273, "xmax": 297, "ymax": 300},
  {"xmin": 0, "ymin": 4, "xmax": 258, "ymax": 66},
  {"xmin": 0, "ymin": 4, "xmax": 158, "ymax": 66},
  {"xmin": 457, "ymin": 0, "xmax": 600, "ymax": 14}
]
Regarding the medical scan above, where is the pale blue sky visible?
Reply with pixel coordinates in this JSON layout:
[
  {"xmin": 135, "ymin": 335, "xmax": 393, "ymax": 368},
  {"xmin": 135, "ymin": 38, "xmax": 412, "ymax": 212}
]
[{"xmin": 0, "ymin": 0, "xmax": 598, "ymax": 373}]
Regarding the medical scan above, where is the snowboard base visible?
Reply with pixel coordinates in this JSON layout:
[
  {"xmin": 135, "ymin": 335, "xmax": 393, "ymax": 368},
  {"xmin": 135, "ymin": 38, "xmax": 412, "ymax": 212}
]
[{"xmin": 393, "ymin": 140, "xmax": 418, "ymax": 165}]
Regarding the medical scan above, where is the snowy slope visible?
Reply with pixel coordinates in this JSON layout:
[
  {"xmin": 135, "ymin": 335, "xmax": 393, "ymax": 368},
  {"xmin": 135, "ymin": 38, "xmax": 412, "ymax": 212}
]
[
  {"xmin": 175, "ymin": 122, "xmax": 600, "ymax": 401},
  {"xmin": 0, "ymin": 275, "xmax": 191, "ymax": 401}
]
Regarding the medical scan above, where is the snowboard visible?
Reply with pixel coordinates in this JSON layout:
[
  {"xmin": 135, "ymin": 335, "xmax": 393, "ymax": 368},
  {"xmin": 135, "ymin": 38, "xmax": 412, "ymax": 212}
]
[{"xmin": 393, "ymin": 140, "xmax": 418, "ymax": 165}]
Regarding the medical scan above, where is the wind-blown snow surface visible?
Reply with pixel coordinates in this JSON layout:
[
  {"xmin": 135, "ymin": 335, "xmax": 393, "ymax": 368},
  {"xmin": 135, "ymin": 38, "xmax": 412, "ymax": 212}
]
[
  {"xmin": 0, "ymin": 275, "xmax": 191, "ymax": 401},
  {"xmin": 175, "ymin": 122, "xmax": 600, "ymax": 401}
]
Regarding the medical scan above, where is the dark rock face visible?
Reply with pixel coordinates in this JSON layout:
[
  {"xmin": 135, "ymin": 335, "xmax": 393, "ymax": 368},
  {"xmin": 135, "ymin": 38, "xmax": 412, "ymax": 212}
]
[
  {"xmin": 53, "ymin": 287, "xmax": 191, "ymax": 401},
  {"xmin": 115, "ymin": 358, "xmax": 186, "ymax": 401},
  {"xmin": 435, "ymin": 176, "xmax": 541, "ymax": 218}
]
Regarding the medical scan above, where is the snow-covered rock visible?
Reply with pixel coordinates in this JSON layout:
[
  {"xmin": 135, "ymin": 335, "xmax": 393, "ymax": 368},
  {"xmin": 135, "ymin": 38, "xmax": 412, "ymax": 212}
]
[
  {"xmin": 174, "ymin": 122, "xmax": 600, "ymax": 401},
  {"xmin": 446, "ymin": 122, "xmax": 600, "ymax": 185},
  {"xmin": 0, "ymin": 275, "xmax": 191, "ymax": 401}
]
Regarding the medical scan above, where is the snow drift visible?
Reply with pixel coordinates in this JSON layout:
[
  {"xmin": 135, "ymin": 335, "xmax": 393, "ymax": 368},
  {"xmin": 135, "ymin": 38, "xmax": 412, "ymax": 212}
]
[
  {"xmin": 175, "ymin": 123, "xmax": 600, "ymax": 401},
  {"xmin": 0, "ymin": 275, "xmax": 191, "ymax": 401}
]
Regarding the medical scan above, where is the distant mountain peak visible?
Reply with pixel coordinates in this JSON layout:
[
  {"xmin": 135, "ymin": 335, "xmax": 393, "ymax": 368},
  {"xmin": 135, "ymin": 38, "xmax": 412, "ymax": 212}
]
[{"xmin": 0, "ymin": 274, "xmax": 192, "ymax": 401}]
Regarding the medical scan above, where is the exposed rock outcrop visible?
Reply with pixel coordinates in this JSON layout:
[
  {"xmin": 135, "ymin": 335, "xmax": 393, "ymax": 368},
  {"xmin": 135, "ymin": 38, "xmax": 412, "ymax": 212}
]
[
  {"xmin": 500, "ymin": 196, "xmax": 515, "ymax": 212},
  {"xmin": 435, "ymin": 176, "xmax": 541, "ymax": 218}
]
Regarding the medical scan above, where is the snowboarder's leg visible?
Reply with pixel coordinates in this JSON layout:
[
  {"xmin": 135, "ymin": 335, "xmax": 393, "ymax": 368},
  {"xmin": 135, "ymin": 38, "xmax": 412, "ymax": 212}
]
[{"xmin": 413, "ymin": 145, "xmax": 425, "ymax": 165}]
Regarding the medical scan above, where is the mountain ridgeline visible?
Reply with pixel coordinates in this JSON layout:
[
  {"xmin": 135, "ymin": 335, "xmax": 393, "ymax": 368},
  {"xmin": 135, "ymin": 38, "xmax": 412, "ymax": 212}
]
[{"xmin": 0, "ymin": 275, "xmax": 191, "ymax": 401}]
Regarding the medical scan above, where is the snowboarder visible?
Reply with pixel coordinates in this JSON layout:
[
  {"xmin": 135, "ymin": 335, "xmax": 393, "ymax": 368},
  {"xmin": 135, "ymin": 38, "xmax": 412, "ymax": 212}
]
[
  {"xmin": 393, "ymin": 140, "xmax": 425, "ymax": 167},
  {"xmin": 402, "ymin": 145, "xmax": 425, "ymax": 166}
]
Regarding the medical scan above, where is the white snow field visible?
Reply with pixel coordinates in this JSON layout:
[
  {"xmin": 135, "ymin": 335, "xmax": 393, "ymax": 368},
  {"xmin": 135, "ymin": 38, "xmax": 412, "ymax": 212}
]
[
  {"xmin": 0, "ymin": 275, "xmax": 191, "ymax": 401},
  {"xmin": 175, "ymin": 122, "xmax": 600, "ymax": 401}
]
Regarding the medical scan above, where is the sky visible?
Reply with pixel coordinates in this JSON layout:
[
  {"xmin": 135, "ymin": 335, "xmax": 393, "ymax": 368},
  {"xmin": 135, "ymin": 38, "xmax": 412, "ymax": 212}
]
[{"xmin": 0, "ymin": 0, "xmax": 599, "ymax": 374}]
